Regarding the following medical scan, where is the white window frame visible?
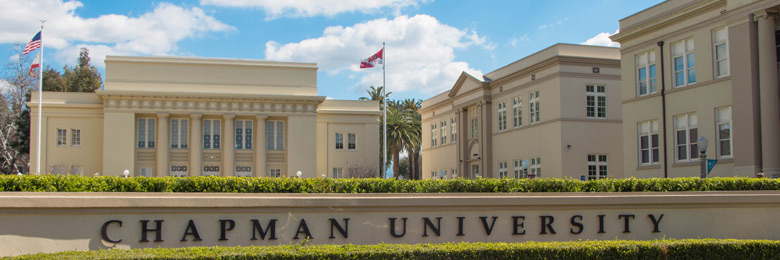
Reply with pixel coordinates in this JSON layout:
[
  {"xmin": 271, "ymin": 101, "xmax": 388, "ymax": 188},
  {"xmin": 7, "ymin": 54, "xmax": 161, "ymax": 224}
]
[
  {"xmin": 451, "ymin": 168, "xmax": 457, "ymax": 179},
  {"xmin": 497, "ymin": 102, "xmax": 507, "ymax": 131},
  {"xmin": 137, "ymin": 118, "xmax": 156, "ymax": 148},
  {"xmin": 140, "ymin": 168, "xmax": 153, "ymax": 177},
  {"xmin": 530, "ymin": 91, "xmax": 540, "ymax": 124},
  {"xmin": 587, "ymin": 154, "xmax": 608, "ymax": 180},
  {"xmin": 235, "ymin": 119, "xmax": 253, "ymax": 150},
  {"xmin": 335, "ymin": 133, "xmax": 344, "ymax": 150},
  {"xmin": 70, "ymin": 128, "xmax": 81, "ymax": 146},
  {"xmin": 450, "ymin": 117, "xmax": 457, "ymax": 143},
  {"xmin": 638, "ymin": 120, "xmax": 660, "ymax": 166},
  {"xmin": 530, "ymin": 157, "xmax": 541, "ymax": 178},
  {"xmin": 672, "ymin": 39, "xmax": 696, "ymax": 87},
  {"xmin": 202, "ymin": 165, "xmax": 220, "ymax": 176},
  {"xmin": 470, "ymin": 117, "xmax": 478, "ymax": 139},
  {"xmin": 586, "ymin": 85, "xmax": 606, "ymax": 119},
  {"xmin": 170, "ymin": 165, "xmax": 188, "ymax": 177},
  {"xmin": 471, "ymin": 164, "xmax": 480, "ymax": 178},
  {"xmin": 267, "ymin": 120, "xmax": 284, "ymax": 151},
  {"xmin": 235, "ymin": 166, "xmax": 253, "ymax": 177},
  {"xmin": 512, "ymin": 96, "xmax": 522, "ymax": 128},
  {"xmin": 513, "ymin": 160, "xmax": 522, "ymax": 179},
  {"xmin": 170, "ymin": 118, "xmax": 188, "ymax": 149},
  {"xmin": 498, "ymin": 162, "xmax": 508, "ymax": 178},
  {"xmin": 674, "ymin": 113, "xmax": 699, "ymax": 162},
  {"xmin": 716, "ymin": 106, "xmax": 732, "ymax": 158},
  {"xmin": 635, "ymin": 50, "xmax": 657, "ymax": 96},
  {"xmin": 70, "ymin": 165, "xmax": 83, "ymax": 175},
  {"xmin": 348, "ymin": 133, "xmax": 357, "ymax": 150},
  {"xmin": 270, "ymin": 168, "xmax": 282, "ymax": 177},
  {"xmin": 56, "ymin": 128, "xmax": 67, "ymax": 146},
  {"xmin": 440, "ymin": 121, "xmax": 447, "ymax": 144},
  {"xmin": 332, "ymin": 168, "xmax": 343, "ymax": 178},
  {"xmin": 203, "ymin": 119, "xmax": 221, "ymax": 149},
  {"xmin": 430, "ymin": 124, "xmax": 437, "ymax": 147},
  {"xmin": 713, "ymin": 27, "xmax": 730, "ymax": 78}
]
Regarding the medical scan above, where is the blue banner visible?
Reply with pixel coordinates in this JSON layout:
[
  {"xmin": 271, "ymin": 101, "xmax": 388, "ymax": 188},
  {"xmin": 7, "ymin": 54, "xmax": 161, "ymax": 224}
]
[{"xmin": 707, "ymin": 159, "xmax": 718, "ymax": 174}]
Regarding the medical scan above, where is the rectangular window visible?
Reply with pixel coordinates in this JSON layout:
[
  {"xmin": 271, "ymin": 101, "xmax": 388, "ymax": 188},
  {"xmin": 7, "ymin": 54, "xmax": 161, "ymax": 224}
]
[
  {"xmin": 451, "ymin": 169, "xmax": 457, "ymax": 179},
  {"xmin": 332, "ymin": 168, "xmax": 343, "ymax": 178},
  {"xmin": 270, "ymin": 168, "xmax": 281, "ymax": 177},
  {"xmin": 431, "ymin": 124, "xmax": 437, "ymax": 147},
  {"xmin": 70, "ymin": 165, "xmax": 83, "ymax": 175},
  {"xmin": 674, "ymin": 113, "xmax": 698, "ymax": 162},
  {"xmin": 635, "ymin": 51, "xmax": 657, "ymax": 96},
  {"xmin": 498, "ymin": 162, "xmax": 508, "ymax": 178},
  {"xmin": 713, "ymin": 27, "xmax": 729, "ymax": 78},
  {"xmin": 137, "ymin": 118, "xmax": 155, "ymax": 148},
  {"xmin": 440, "ymin": 121, "xmax": 447, "ymax": 144},
  {"xmin": 471, "ymin": 117, "xmax": 478, "ymax": 139},
  {"xmin": 450, "ymin": 117, "xmax": 457, "ymax": 143},
  {"xmin": 530, "ymin": 91, "xmax": 540, "ymax": 124},
  {"xmin": 57, "ymin": 129, "xmax": 67, "ymax": 146},
  {"xmin": 497, "ymin": 102, "xmax": 507, "ymax": 131},
  {"xmin": 203, "ymin": 119, "xmax": 220, "ymax": 149},
  {"xmin": 512, "ymin": 97, "xmax": 522, "ymax": 128},
  {"xmin": 530, "ymin": 157, "xmax": 541, "ymax": 178},
  {"xmin": 513, "ymin": 160, "xmax": 522, "ymax": 179},
  {"xmin": 235, "ymin": 120, "xmax": 253, "ymax": 150},
  {"xmin": 638, "ymin": 120, "xmax": 660, "ymax": 165},
  {"xmin": 716, "ymin": 107, "xmax": 732, "ymax": 158},
  {"xmin": 170, "ymin": 119, "xmax": 188, "ymax": 149},
  {"xmin": 70, "ymin": 129, "xmax": 81, "ymax": 146},
  {"xmin": 267, "ymin": 120, "xmax": 284, "ymax": 151},
  {"xmin": 471, "ymin": 164, "xmax": 480, "ymax": 178},
  {"xmin": 348, "ymin": 133, "xmax": 356, "ymax": 150},
  {"xmin": 586, "ymin": 85, "xmax": 606, "ymax": 118},
  {"xmin": 140, "ymin": 168, "xmax": 152, "ymax": 177},
  {"xmin": 672, "ymin": 39, "xmax": 696, "ymax": 87},
  {"xmin": 587, "ymin": 154, "xmax": 608, "ymax": 180},
  {"xmin": 335, "ymin": 133, "xmax": 344, "ymax": 149}
]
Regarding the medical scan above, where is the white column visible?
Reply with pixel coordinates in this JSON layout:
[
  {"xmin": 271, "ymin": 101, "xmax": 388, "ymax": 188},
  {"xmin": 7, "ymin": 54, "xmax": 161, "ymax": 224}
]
[
  {"xmin": 156, "ymin": 113, "xmax": 169, "ymax": 177},
  {"xmin": 756, "ymin": 11, "xmax": 780, "ymax": 175},
  {"xmin": 255, "ymin": 116, "xmax": 267, "ymax": 177},
  {"xmin": 222, "ymin": 114, "xmax": 235, "ymax": 177},
  {"xmin": 189, "ymin": 114, "xmax": 202, "ymax": 176}
]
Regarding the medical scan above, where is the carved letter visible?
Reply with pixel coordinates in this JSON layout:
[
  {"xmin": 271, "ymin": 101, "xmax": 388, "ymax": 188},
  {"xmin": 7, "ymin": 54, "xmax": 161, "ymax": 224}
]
[
  {"xmin": 101, "ymin": 220, "xmax": 122, "ymax": 243},
  {"xmin": 293, "ymin": 219, "xmax": 312, "ymax": 240},
  {"xmin": 389, "ymin": 218, "xmax": 408, "ymax": 238},
  {"xmin": 181, "ymin": 220, "xmax": 202, "ymax": 241},
  {"xmin": 512, "ymin": 216, "xmax": 526, "ymax": 235},
  {"xmin": 540, "ymin": 215, "xmax": 556, "ymax": 234},
  {"xmin": 457, "ymin": 217, "xmax": 466, "ymax": 236},
  {"xmin": 251, "ymin": 219, "xmax": 278, "ymax": 240},
  {"xmin": 480, "ymin": 216, "xmax": 498, "ymax": 236},
  {"xmin": 597, "ymin": 215, "xmax": 606, "ymax": 234},
  {"xmin": 648, "ymin": 214, "xmax": 664, "ymax": 233},
  {"xmin": 570, "ymin": 215, "xmax": 583, "ymax": 234},
  {"xmin": 329, "ymin": 218, "xmax": 349, "ymax": 239},
  {"xmin": 619, "ymin": 214, "xmax": 635, "ymax": 233},
  {"xmin": 219, "ymin": 219, "xmax": 235, "ymax": 241},
  {"xmin": 140, "ymin": 220, "xmax": 164, "ymax": 242},
  {"xmin": 422, "ymin": 217, "xmax": 442, "ymax": 237}
]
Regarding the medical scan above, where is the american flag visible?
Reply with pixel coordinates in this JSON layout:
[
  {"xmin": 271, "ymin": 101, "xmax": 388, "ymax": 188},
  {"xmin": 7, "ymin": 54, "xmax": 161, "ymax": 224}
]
[{"xmin": 23, "ymin": 31, "xmax": 41, "ymax": 55}]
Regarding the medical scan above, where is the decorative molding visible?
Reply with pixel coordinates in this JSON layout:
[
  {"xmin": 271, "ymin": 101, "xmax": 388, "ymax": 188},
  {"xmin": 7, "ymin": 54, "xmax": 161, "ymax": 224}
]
[
  {"xmin": 100, "ymin": 95, "xmax": 320, "ymax": 115},
  {"xmin": 753, "ymin": 10, "xmax": 778, "ymax": 21}
]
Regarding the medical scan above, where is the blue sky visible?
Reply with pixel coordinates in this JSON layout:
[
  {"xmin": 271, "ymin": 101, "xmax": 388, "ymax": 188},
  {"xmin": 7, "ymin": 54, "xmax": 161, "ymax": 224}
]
[{"xmin": 0, "ymin": 0, "xmax": 663, "ymax": 101}]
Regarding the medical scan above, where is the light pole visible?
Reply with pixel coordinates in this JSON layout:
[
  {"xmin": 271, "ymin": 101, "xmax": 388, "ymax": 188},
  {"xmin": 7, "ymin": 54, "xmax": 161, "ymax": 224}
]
[
  {"xmin": 521, "ymin": 159, "xmax": 529, "ymax": 179},
  {"xmin": 697, "ymin": 137, "xmax": 708, "ymax": 178}
]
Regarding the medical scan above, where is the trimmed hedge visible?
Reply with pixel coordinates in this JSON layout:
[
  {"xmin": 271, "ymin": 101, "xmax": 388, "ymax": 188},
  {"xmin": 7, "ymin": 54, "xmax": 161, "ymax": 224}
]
[
  {"xmin": 7, "ymin": 239, "xmax": 780, "ymax": 260},
  {"xmin": 0, "ymin": 175, "xmax": 778, "ymax": 193}
]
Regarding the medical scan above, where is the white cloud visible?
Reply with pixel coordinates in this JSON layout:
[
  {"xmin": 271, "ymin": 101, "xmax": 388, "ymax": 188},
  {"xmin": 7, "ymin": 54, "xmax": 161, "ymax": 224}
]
[
  {"xmin": 201, "ymin": 0, "xmax": 431, "ymax": 19},
  {"xmin": 0, "ymin": 0, "xmax": 234, "ymax": 67},
  {"xmin": 265, "ymin": 14, "xmax": 486, "ymax": 95},
  {"xmin": 538, "ymin": 17, "xmax": 568, "ymax": 30},
  {"xmin": 581, "ymin": 30, "xmax": 620, "ymax": 47},
  {"xmin": 508, "ymin": 34, "xmax": 529, "ymax": 47}
]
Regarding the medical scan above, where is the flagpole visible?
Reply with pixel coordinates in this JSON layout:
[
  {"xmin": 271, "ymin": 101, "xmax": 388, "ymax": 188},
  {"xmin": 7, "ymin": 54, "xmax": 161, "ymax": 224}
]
[
  {"xmin": 382, "ymin": 42, "xmax": 387, "ymax": 179},
  {"xmin": 36, "ymin": 21, "xmax": 45, "ymax": 175}
]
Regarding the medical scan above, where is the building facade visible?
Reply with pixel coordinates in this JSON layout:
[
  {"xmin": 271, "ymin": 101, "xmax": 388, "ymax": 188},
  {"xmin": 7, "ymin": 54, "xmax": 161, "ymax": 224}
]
[
  {"xmin": 421, "ymin": 44, "xmax": 622, "ymax": 180},
  {"xmin": 29, "ymin": 56, "xmax": 380, "ymax": 178},
  {"xmin": 611, "ymin": 0, "xmax": 780, "ymax": 178}
]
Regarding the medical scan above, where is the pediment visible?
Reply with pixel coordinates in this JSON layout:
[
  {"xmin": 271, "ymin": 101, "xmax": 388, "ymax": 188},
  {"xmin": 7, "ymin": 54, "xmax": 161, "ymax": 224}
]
[{"xmin": 447, "ymin": 72, "xmax": 484, "ymax": 98}]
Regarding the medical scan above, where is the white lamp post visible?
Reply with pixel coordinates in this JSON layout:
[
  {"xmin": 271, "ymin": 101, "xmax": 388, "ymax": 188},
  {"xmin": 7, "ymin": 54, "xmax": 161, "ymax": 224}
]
[
  {"xmin": 123, "ymin": 170, "xmax": 130, "ymax": 178},
  {"xmin": 697, "ymin": 137, "xmax": 708, "ymax": 178},
  {"xmin": 296, "ymin": 171, "xmax": 302, "ymax": 178}
]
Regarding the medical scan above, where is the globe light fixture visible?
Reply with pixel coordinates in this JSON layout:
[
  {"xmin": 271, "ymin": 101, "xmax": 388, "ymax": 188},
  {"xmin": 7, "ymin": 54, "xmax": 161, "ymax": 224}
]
[
  {"xmin": 296, "ymin": 171, "xmax": 302, "ymax": 178},
  {"xmin": 123, "ymin": 170, "xmax": 130, "ymax": 178}
]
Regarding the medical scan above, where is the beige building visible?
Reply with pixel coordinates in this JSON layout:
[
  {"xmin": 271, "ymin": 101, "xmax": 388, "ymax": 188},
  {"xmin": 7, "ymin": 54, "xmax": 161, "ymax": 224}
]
[
  {"xmin": 29, "ymin": 56, "xmax": 380, "ymax": 178},
  {"xmin": 421, "ymin": 44, "xmax": 622, "ymax": 180},
  {"xmin": 611, "ymin": 0, "xmax": 780, "ymax": 178}
]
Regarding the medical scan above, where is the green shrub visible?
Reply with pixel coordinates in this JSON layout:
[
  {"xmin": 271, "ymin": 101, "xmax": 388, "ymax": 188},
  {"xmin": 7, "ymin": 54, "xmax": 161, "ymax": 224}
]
[
  {"xmin": 0, "ymin": 175, "xmax": 778, "ymax": 193},
  {"xmin": 7, "ymin": 239, "xmax": 780, "ymax": 260}
]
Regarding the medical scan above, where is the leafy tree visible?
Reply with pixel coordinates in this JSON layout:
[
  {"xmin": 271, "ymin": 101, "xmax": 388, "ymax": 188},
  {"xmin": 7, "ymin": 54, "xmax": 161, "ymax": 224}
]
[
  {"xmin": 42, "ymin": 47, "xmax": 102, "ymax": 92},
  {"xmin": 0, "ymin": 44, "xmax": 35, "ymax": 174},
  {"xmin": 386, "ymin": 101, "xmax": 420, "ymax": 179},
  {"xmin": 399, "ymin": 98, "xmax": 422, "ymax": 180}
]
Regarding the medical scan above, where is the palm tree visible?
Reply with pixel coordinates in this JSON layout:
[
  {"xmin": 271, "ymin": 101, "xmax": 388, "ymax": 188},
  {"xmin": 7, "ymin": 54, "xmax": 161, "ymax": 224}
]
[
  {"xmin": 359, "ymin": 86, "xmax": 391, "ymax": 105},
  {"xmin": 399, "ymin": 99, "xmax": 422, "ymax": 179},
  {"xmin": 386, "ymin": 101, "xmax": 420, "ymax": 179}
]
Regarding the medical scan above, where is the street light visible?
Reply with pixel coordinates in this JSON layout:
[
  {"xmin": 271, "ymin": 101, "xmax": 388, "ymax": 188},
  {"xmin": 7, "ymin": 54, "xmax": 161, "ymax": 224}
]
[
  {"xmin": 521, "ymin": 159, "xmax": 529, "ymax": 179},
  {"xmin": 697, "ymin": 136, "xmax": 708, "ymax": 178},
  {"xmin": 123, "ymin": 170, "xmax": 130, "ymax": 178},
  {"xmin": 296, "ymin": 171, "xmax": 302, "ymax": 178}
]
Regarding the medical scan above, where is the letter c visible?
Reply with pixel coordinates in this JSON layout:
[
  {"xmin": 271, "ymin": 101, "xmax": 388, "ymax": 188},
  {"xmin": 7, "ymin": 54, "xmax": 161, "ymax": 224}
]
[{"xmin": 101, "ymin": 220, "xmax": 123, "ymax": 243}]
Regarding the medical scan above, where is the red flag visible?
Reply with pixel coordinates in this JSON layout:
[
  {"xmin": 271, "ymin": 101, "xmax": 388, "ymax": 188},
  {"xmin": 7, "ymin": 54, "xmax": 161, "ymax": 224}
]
[
  {"xmin": 30, "ymin": 52, "xmax": 40, "ymax": 78},
  {"xmin": 360, "ymin": 48, "xmax": 383, "ymax": 69}
]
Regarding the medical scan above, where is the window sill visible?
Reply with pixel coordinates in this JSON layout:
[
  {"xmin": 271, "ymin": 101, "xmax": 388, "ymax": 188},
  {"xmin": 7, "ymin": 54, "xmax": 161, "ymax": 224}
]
[
  {"xmin": 672, "ymin": 161, "xmax": 700, "ymax": 168},
  {"xmin": 715, "ymin": 157, "xmax": 734, "ymax": 164},
  {"xmin": 636, "ymin": 164, "xmax": 661, "ymax": 170}
]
